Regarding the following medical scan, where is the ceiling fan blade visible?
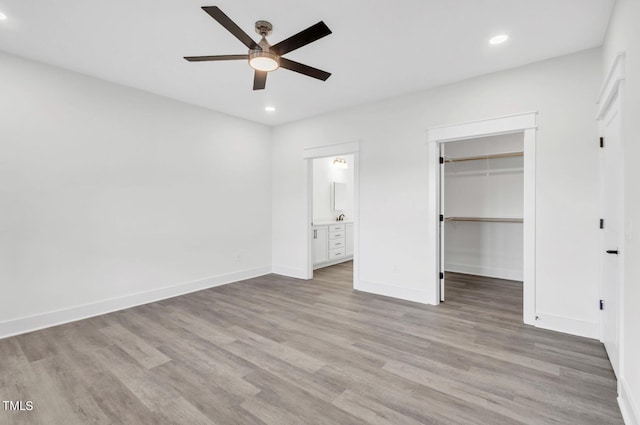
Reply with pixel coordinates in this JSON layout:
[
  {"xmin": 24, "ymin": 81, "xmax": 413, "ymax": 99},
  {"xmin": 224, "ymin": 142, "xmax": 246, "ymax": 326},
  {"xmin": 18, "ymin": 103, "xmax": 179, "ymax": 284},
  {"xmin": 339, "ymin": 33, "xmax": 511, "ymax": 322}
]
[
  {"xmin": 184, "ymin": 54, "xmax": 248, "ymax": 62},
  {"xmin": 201, "ymin": 6, "xmax": 260, "ymax": 50},
  {"xmin": 270, "ymin": 21, "xmax": 332, "ymax": 55},
  {"xmin": 253, "ymin": 71, "xmax": 267, "ymax": 90},
  {"xmin": 279, "ymin": 58, "xmax": 331, "ymax": 81}
]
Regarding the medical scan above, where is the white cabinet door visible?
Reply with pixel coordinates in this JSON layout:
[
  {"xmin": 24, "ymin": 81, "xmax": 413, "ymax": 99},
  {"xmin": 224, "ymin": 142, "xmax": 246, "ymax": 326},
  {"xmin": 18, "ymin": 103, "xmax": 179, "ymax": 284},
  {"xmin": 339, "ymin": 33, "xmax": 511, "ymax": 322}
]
[
  {"xmin": 313, "ymin": 226, "xmax": 329, "ymax": 264},
  {"xmin": 345, "ymin": 223, "xmax": 354, "ymax": 256}
]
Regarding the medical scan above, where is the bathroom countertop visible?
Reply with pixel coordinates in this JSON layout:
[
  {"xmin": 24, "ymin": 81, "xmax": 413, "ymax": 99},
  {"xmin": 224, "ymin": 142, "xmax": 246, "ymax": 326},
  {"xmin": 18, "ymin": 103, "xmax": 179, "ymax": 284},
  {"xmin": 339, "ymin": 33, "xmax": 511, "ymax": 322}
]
[{"xmin": 312, "ymin": 220, "xmax": 353, "ymax": 226}]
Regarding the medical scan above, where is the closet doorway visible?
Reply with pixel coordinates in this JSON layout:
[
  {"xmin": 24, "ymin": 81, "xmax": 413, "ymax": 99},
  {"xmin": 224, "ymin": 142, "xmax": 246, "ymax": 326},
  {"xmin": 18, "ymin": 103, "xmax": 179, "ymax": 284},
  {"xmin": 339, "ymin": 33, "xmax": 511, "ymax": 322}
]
[
  {"xmin": 427, "ymin": 112, "xmax": 537, "ymax": 325},
  {"xmin": 440, "ymin": 134, "xmax": 524, "ymax": 311}
]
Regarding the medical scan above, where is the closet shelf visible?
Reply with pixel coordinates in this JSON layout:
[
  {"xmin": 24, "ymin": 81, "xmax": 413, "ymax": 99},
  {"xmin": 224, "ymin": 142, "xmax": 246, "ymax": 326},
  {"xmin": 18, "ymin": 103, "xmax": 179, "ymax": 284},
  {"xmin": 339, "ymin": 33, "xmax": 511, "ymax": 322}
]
[
  {"xmin": 444, "ymin": 151, "xmax": 523, "ymax": 163},
  {"xmin": 445, "ymin": 217, "xmax": 523, "ymax": 223}
]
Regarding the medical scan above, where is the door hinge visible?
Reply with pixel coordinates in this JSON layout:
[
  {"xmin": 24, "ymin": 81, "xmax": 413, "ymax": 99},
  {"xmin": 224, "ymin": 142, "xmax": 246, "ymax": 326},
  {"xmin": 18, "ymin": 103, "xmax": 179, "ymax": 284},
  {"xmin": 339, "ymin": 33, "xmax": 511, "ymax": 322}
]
[
  {"xmin": 439, "ymin": 272, "xmax": 444, "ymax": 280},
  {"xmin": 600, "ymin": 219, "xmax": 604, "ymax": 229},
  {"xmin": 600, "ymin": 137, "xmax": 604, "ymax": 148},
  {"xmin": 600, "ymin": 299, "xmax": 604, "ymax": 310},
  {"xmin": 440, "ymin": 214, "xmax": 444, "ymax": 222},
  {"xmin": 439, "ymin": 156, "xmax": 444, "ymax": 164}
]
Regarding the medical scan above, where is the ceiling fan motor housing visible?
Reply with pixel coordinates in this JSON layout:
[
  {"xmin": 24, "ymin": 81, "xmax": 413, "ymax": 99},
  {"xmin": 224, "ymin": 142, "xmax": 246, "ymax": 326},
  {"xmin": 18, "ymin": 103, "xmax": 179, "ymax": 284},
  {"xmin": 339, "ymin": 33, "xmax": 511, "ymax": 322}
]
[{"xmin": 249, "ymin": 26, "xmax": 280, "ymax": 71}]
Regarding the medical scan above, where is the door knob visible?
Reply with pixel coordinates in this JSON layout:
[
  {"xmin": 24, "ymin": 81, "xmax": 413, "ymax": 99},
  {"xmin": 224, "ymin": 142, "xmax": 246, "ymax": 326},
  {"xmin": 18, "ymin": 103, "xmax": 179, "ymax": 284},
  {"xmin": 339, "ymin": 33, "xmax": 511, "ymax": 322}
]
[{"xmin": 606, "ymin": 250, "xmax": 619, "ymax": 255}]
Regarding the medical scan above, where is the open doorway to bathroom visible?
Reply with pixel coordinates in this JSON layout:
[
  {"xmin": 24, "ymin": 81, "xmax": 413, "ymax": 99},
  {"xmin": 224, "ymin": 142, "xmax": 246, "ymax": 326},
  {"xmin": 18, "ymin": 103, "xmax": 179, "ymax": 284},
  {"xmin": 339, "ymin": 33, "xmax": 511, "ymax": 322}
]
[
  {"xmin": 310, "ymin": 154, "xmax": 355, "ymax": 286},
  {"xmin": 304, "ymin": 142, "xmax": 360, "ymax": 287}
]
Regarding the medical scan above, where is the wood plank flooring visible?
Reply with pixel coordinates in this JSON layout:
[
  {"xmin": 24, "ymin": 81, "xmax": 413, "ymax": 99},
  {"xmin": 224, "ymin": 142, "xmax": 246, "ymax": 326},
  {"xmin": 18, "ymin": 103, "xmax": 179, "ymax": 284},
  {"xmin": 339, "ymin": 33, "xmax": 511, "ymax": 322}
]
[{"xmin": 0, "ymin": 263, "xmax": 623, "ymax": 424}]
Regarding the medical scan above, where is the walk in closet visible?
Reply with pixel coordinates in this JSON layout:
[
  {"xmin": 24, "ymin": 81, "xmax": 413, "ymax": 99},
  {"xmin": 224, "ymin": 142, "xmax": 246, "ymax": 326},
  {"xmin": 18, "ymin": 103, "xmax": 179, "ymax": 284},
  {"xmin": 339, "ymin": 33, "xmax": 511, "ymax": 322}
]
[{"xmin": 440, "ymin": 133, "xmax": 524, "ymax": 301}]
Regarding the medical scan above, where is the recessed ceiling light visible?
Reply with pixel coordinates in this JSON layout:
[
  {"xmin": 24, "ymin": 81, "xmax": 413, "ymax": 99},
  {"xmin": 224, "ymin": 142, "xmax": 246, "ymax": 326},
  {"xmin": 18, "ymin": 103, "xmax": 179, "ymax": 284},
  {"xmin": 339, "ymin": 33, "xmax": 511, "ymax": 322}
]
[
  {"xmin": 489, "ymin": 34, "xmax": 509, "ymax": 45},
  {"xmin": 265, "ymin": 106, "xmax": 276, "ymax": 112},
  {"xmin": 0, "ymin": 12, "xmax": 7, "ymax": 21}
]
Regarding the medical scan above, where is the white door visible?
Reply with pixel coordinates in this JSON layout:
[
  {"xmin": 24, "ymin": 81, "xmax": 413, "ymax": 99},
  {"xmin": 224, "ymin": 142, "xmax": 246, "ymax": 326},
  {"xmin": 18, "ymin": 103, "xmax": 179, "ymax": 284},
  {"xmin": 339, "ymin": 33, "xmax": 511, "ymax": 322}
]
[
  {"xmin": 313, "ymin": 226, "xmax": 329, "ymax": 265},
  {"xmin": 601, "ymin": 94, "xmax": 623, "ymax": 378},
  {"xmin": 439, "ymin": 144, "xmax": 446, "ymax": 301}
]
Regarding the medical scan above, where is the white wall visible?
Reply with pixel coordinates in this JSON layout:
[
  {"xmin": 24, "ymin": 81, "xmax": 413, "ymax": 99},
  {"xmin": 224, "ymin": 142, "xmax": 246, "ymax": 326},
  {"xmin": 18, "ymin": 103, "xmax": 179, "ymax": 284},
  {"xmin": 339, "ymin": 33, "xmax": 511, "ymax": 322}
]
[
  {"xmin": 313, "ymin": 155, "xmax": 354, "ymax": 222},
  {"xmin": 272, "ymin": 48, "xmax": 603, "ymax": 337},
  {"xmin": 0, "ymin": 52, "xmax": 273, "ymax": 337},
  {"xmin": 444, "ymin": 134, "xmax": 524, "ymax": 281},
  {"xmin": 603, "ymin": 1, "xmax": 640, "ymax": 423}
]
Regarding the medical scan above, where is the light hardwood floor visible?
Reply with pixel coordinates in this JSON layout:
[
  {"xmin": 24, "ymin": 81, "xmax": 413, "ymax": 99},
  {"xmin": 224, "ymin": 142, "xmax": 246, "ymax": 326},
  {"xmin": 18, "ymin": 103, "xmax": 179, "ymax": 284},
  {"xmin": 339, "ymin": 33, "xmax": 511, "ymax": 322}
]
[{"xmin": 0, "ymin": 263, "xmax": 623, "ymax": 424}]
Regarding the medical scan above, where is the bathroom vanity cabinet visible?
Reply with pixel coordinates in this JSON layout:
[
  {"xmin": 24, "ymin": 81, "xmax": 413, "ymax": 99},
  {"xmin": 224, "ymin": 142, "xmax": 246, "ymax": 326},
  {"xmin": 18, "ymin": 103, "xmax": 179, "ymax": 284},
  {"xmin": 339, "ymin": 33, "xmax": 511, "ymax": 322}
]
[{"xmin": 312, "ymin": 222, "xmax": 354, "ymax": 269}]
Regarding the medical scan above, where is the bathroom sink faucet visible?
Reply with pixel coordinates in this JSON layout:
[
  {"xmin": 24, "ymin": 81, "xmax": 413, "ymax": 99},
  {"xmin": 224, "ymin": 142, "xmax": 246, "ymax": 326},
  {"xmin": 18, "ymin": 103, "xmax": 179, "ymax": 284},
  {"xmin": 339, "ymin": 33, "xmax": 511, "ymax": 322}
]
[{"xmin": 337, "ymin": 214, "xmax": 345, "ymax": 221}]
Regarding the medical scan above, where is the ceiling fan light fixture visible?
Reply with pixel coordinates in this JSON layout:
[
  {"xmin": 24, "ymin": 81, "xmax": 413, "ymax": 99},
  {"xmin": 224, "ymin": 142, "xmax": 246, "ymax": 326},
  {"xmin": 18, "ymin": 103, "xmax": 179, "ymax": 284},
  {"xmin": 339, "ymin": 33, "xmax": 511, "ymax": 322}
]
[{"xmin": 249, "ymin": 50, "xmax": 280, "ymax": 72}]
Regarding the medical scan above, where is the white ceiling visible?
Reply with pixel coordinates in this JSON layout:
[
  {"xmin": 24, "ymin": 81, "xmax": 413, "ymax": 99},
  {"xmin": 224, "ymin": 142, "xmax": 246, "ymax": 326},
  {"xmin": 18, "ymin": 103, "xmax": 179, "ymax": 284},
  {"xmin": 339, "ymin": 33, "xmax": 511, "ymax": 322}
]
[{"xmin": 0, "ymin": 0, "xmax": 613, "ymax": 126}]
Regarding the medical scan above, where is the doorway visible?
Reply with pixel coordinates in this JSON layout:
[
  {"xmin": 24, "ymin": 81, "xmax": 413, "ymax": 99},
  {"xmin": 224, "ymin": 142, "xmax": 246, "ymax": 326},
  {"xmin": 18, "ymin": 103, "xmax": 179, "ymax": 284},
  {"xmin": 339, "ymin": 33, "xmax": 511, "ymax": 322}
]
[
  {"xmin": 427, "ymin": 112, "xmax": 537, "ymax": 325},
  {"xmin": 311, "ymin": 154, "xmax": 355, "ymax": 285},
  {"xmin": 303, "ymin": 142, "xmax": 360, "ymax": 287},
  {"xmin": 440, "ymin": 134, "xmax": 524, "ymax": 308}
]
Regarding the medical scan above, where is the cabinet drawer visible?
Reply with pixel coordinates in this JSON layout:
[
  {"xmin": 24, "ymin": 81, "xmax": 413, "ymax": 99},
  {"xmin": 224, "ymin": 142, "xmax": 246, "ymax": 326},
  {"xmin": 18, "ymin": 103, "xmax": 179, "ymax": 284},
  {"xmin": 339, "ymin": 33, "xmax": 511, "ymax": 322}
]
[
  {"xmin": 329, "ymin": 224, "xmax": 345, "ymax": 233},
  {"xmin": 329, "ymin": 231, "xmax": 344, "ymax": 240},
  {"xmin": 329, "ymin": 248, "xmax": 345, "ymax": 259},
  {"xmin": 329, "ymin": 239, "xmax": 345, "ymax": 250}
]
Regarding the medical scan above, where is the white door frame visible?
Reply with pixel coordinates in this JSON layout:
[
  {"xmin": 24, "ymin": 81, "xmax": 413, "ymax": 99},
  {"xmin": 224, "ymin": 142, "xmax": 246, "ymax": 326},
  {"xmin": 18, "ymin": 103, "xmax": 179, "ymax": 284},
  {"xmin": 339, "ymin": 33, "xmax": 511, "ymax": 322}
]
[
  {"xmin": 427, "ymin": 112, "xmax": 537, "ymax": 325},
  {"xmin": 596, "ymin": 52, "xmax": 625, "ymax": 376},
  {"xmin": 303, "ymin": 142, "xmax": 360, "ymax": 287}
]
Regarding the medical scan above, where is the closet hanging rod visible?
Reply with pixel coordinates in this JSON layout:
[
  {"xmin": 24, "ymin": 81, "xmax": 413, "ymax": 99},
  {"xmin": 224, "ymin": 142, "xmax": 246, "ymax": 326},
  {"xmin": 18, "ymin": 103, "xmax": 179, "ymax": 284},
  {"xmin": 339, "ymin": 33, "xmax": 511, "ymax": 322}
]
[
  {"xmin": 444, "ymin": 151, "xmax": 524, "ymax": 163},
  {"xmin": 445, "ymin": 217, "xmax": 523, "ymax": 223}
]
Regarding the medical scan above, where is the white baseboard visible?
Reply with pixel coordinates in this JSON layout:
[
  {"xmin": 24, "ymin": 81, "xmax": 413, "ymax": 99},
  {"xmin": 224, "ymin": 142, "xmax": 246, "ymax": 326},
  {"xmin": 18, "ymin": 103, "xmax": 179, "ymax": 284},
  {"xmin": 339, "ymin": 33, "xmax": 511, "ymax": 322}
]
[
  {"xmin": 445, "ymin": 263, "xmax": 523, "ymax": 281},
  {"xmin": 619, "ymin": 378, "xmax": 640, "ymax": 425},
  {"xmin": 0, "ymin": 266, "xmax": 271, "ymax": 340},
  {"xmin": 271, "ymin": 265, "xmax": 309, "ymax": 280},
  {"xmin": 355, "ymin": 279, "xmax": 434, "ymax": 305},
  {"xmin": 533, "ymin": 312, "xmax": 599, "ymax": 339}
]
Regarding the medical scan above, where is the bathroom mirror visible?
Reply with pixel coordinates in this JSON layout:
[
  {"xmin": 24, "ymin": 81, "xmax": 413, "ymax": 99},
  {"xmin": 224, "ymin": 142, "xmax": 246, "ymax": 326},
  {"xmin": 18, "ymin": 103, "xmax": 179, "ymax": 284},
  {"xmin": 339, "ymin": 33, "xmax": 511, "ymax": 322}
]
[{"xmin": 332, "ymin": 182, "xmax": 347, "ymax": 211}]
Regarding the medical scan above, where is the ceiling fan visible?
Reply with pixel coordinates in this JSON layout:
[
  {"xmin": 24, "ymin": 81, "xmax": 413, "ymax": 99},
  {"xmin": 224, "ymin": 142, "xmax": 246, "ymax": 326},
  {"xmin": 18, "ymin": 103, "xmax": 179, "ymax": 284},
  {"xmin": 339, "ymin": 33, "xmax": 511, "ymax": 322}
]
[{"xmin": 184, "ymin": 6, "xmax": 332, "ymax": 90}]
